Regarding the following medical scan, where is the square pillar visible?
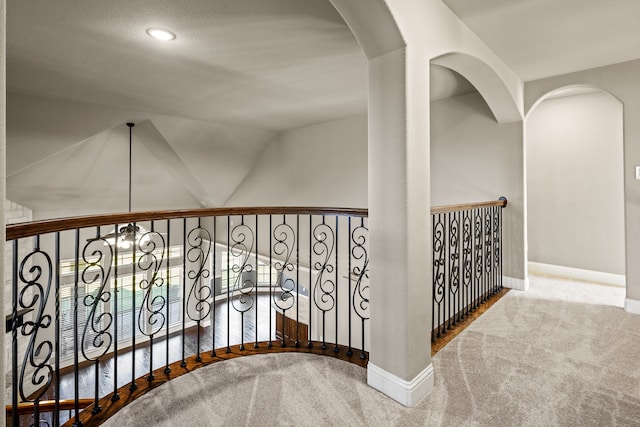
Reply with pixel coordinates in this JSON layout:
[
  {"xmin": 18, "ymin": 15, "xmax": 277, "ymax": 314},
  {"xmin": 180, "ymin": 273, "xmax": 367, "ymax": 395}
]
[{"xmin": 366, "ymin": 46, "xmax": 434, "ymax": 406}]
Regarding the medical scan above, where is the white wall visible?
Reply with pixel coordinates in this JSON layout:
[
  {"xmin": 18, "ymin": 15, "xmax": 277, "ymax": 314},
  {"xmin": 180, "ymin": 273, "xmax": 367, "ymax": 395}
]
[
  {"xmin": 430, "ymin": 91, "xmax": 524, "ymax": 280},
  {"xmin": 225, "ymin": 114, "xmax": 367, "ymax": 208},
  {"xmin": 525, "ymin": 59, "xmax": 640, "ymax": 304},
  {"xmin": 526, "ymin": 91, "xmax": 624, "ymax": 275}
]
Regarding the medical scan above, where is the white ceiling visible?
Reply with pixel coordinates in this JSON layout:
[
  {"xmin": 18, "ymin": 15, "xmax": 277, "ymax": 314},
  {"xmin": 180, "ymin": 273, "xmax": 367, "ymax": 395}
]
[
  {"xmin": 7, "ymin": 0, "xmax": 640, "ymax": 218},
  {"xmin": 443, "ymin": 0, "xmax": 640, "ymax": 81},
  {"xmin": 8, "ymin": 0, "xmax": 367, "ymax": 131}
]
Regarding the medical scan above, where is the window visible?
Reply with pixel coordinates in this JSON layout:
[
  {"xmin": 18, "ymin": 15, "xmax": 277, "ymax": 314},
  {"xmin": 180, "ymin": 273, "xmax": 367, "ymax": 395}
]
[
  {"xmin": 58, "ymin": 245, "xmax": 184, "ymax": 361},
  {"xmin": 219, "ymin": 252, "xmax": 278, "ymax": 295}
]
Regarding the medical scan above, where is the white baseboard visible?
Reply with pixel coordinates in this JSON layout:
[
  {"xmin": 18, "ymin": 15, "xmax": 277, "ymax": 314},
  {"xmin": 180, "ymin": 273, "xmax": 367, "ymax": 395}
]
[
  {"xmin": 528, "ymin": 262, "xmax": 625, "ymax": 288},
  {"xmin": 503, "ymin": 276, "xmax": 529, "ymax": 291},
  {"xmin": 367, "ymin": 362, "xmax": 434, "ymax": 407},
  {"xmin": 625, "ymin": 298, "xmax": 640, "ymax": 315}
]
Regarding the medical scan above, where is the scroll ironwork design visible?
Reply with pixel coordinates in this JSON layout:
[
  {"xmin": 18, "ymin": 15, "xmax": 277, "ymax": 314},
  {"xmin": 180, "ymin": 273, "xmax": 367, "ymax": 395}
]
[
  {"xmin": 272, "ymin": 220, "xmax": 296, "ymax": 312},
  {"xmin": 136, "ymin": 231, "xmax": 167, "ymax": 337},
  {"xmin": 462, "ymin": 211, "xmax": 473, "ymax": 316},
  {"xmin": 81, "ymin": 238, "xmax": 114, "ymax": 361},
  {"xmin": 432, "ymin": 214, "xmax": 446, "ymax": 338},
  {"xmin": 230, "ymin": 221, "xmax": 256, "ymax": 314},
  {"xmin": 433, "ymin": 215, "xmax": 446, "ymax": 306},
  {"xmin": 473, "ymin": 211, "xmax": 484, "ymax": 308},
  {"xmin": 448, "ymin": 213, "xmax": 460, "ymax": 326},
  {"xmin": 185, "ymin": 227, "xmax": 212, "ymax": 323},
  {"xmin": 17, "ymin": 249, "xmax": 53, "ymax": 403},
  {"xmin": 484, "ymin": 209, "xmax": 493, "ymax": 301},
  {"xmin": 312, "ymin": 221, "xmax": 336, "ymax": 313},
  {"xmin": 351, "ymin": 222, "xmax": 369, "ymax": 321},
  {"xmin": 493, "ymin": 207, "xmax": 501, "ymax": 292}
]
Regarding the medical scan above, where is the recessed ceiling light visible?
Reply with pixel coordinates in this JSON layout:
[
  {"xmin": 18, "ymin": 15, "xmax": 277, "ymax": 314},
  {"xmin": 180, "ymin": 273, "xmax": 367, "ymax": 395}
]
[{"xmin": 146, "ymin": 28, "xmax": 176, "ymax": 41}]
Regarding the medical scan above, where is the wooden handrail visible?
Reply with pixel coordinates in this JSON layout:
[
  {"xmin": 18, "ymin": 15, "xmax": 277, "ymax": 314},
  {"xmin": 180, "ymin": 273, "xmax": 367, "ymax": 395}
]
[
  {"xmin": 430, "ymin": 197, "xmax": 507, "ymax": 215},
  {"xmin": 6, "ymin": 206, "xmax": 368, "ymax": 241},
  {"xmin": 6, "ymin": 199, "xmax": 507, "ymax": 241},
  {"xmin": 6, "ymin": 398, "xmax": 93, "ymax": 417}
]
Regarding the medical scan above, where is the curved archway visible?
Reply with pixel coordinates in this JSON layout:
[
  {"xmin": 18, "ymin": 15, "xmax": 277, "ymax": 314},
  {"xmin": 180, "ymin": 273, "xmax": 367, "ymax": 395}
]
[
  {"xmin": 329, "ymin": 0, "xmax": 405, "ymax": 59},
  {"xmin": 431, "ymin": 52, "xmax": 522, "ymax": 124},
  {"xmin": 525, "ymin": 85, "xmax": 625, "ymax": 290},
  {"xmin": 526, "ymin": 84, "xmax": 623, "ymax": 118}
]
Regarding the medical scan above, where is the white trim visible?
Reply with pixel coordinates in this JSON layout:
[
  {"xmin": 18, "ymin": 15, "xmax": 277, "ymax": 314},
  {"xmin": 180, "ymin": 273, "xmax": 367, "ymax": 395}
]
[
  {"xmin": 367, "ymin": 362, "xmax": 434, "ymax": 407},
  {"xmin": 625, "ymin": 298, "xmax": 640, "ymax": 315},
  {"xmin": 528, "ymin": 262, "xmax": 625, "ymax": 287},
  {"xmin": 503, "ymin": 276, "xmax": 529, "ymax": 291}
]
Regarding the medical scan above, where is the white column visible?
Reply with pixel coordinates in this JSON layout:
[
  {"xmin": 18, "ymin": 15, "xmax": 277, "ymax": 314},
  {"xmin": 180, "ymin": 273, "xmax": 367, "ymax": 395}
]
[{"xmin": 366, "ymin": 45, "xmax": 434, "ymax": 407}]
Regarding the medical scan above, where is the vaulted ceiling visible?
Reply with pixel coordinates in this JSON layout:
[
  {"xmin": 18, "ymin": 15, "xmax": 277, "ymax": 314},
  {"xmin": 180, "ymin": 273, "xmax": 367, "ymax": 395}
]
[
  {"xmin": 7, "ymin": 0, "xmax": 368, "ymax": 218},
  {"xmin": 6, "ymin": 0, "xmax": 640, "ymax": 219}
]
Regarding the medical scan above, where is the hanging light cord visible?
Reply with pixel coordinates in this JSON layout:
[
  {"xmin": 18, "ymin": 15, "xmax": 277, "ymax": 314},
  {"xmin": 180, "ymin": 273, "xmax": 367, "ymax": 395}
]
[{"xmin": 126, "ymin": 122, "xmax": 135, "ymax": 213}]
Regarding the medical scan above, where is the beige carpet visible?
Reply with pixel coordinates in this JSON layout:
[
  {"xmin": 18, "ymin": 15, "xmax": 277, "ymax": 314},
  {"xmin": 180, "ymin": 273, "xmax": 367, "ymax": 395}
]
[{"xmin": 103, "ymin": 276, "xmax": 640, "ymax": 426}]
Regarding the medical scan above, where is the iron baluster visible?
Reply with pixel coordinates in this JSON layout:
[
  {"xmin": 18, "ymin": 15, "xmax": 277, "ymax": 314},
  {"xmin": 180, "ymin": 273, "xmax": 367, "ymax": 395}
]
[
  {"xmin": 347, "ymin": 216, "xmax": 352, "ymax": 355},
  {"xmin": 212, "ymin": 217, "xmax": 217, "ymax": 356},
  {"xmin": 272, "ymin": 215, "xmax": 296, "ymax": 347},
  {"xmin": 308, "ymin": 215, "xmax": 313, "ymax": 349},
  {"xmin": 226, "ymin": 216, "xmax": 231, "ymax": 353},
  {"xmin": 313, "ymin": 216, "xmax": 336, "ymax": 350},
  {"xmin": 165, "ymin": 220, "xmax": 172, "ymax": 373},
  {"xmin": 186, "ymin": 220, "xmax": 212, "ymax": 362},
  {"xmin": 255, "ymin": 215, "xmax": 259, "ymax": 349},
  {"xmin": 432, "ymin": 213, "xmax": 446, "ymax": 339},
  {"xmin": 493, "ymin": 206, "xmax": 501, "ymax": 294},
  {"xmin": 181, "ymin": 218, "xmax": 188, "ymax": 366},
  {"xmin": 129, "ymin": 224, "xmax": 138, "ymax": 392},
  {"xmin": 136, "ymin": 221, "xmax": 166, "ymax": 379},
  {"xmin": 269, "ymin": 215, "xmax": 273, "ymax": 348},
  {"xmin": 111, "ymin": 224, "xmax": 120, "ymax": 404},
  {"xmin": 230, "ymin": 215, "xmax": 256, "ymax": 351},
  {"xmin": 295, "ymin": 215, "xmax": 300, "ymax": 347},
  {"xmin": 473, "ymin": 210, "xmax": 483, "ymax": 310},
  {"xmin": 54, "ymin": 233, "xmax": 60, "ymax": 427},
  {"xmin": 73, "ymin": 230, "xmax": 81, "ymax": 427},
  {"xmin": 448, "ymin": 211, "xmax": 460, "ymax": 327},
  {"xmin": 350, "ymin": 217, "xmax": 369, "ymax": 360},
  {"xmin": 81, "ymin": 228, "xmax": 114, "ymax": 414},
  {"xmin": 484, "ymin": 209, "xmax": 492, "ymax": 302},
  {"xmin": 334, "ymin": 215, "xmax": 339, "ymax": 353},
  {"xmin": 462, "ymin": 211, "xmax": 473, "ymax": 318}
]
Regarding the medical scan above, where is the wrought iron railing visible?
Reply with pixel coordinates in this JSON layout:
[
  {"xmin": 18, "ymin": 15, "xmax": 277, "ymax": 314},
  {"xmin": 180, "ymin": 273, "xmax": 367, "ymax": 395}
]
[
  {"xmin": 5, "ymin": 207, "xmax": 369, "ymax": 427},
  {"xmin": 431, "ymin": 198, "xmax": 507, "ymax": 341},
  {"xmin": 5, "ymin": 200, "xmax": 507, "ymax": 426}
]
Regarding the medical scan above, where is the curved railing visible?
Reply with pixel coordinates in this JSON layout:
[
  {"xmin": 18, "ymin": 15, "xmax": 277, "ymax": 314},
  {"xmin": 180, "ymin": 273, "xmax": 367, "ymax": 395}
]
[
  {"xmin": 5, "ymin": 200, "xmax": 507, "ymax": 426},
  {"xmin": 6, "ymin": 207, "xmax": 369, "ymax": 426}
]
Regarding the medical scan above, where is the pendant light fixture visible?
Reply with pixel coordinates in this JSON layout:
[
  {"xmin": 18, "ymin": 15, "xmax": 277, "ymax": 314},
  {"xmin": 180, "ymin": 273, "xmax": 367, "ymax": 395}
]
[{"xmin": 102, "ymin": 122, "xmax": 150, "ymax": 249}]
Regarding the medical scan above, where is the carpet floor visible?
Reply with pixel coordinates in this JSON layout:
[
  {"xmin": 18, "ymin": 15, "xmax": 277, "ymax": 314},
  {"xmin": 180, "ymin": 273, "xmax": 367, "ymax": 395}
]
[{"xmin": 102, "ymin": 275, "xmax": 640, "ymax": 426}]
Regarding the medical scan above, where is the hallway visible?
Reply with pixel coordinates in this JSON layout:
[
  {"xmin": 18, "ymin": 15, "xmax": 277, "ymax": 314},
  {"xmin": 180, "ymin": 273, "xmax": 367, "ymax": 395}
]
[{"xmin": 101, "ymin": 276, "xmax": 639, "ymax": 426}]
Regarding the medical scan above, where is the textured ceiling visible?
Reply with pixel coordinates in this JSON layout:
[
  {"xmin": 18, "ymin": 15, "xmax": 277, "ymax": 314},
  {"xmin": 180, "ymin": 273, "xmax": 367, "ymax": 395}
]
[
  {"xmin": 7, "ymin": 0, "xmax": 366, "ymax": 131},
  {"xmin": 6, "ymin": 0, "xmax": 366, "ymax": 218},
  {"xmin": 443, "ymin": 0, "xmax": 640, "ymax": 81},
  {"xmin": 16, "ymin": 0, "xmax": 637, "ymax": 218}
]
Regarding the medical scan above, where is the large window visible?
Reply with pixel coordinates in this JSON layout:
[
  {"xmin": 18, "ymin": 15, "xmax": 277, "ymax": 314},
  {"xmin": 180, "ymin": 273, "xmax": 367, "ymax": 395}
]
[
  {"xmin": 59, "ymin": 246, "xmax": 184, "ymax": 360},
  {"xmin": 219, "ymin": 251, "xmax": 278, "ymax": 294}
]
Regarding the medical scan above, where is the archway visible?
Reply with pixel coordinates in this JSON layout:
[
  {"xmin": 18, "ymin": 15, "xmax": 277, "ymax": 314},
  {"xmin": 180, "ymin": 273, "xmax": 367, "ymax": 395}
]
[
  {"xmin": 429, "ymin": 55, "xmax": 526, "ymax": 291},
  {"xmin": 525, "ymin": 86, "xmax": 625, "ymax": 291}
]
